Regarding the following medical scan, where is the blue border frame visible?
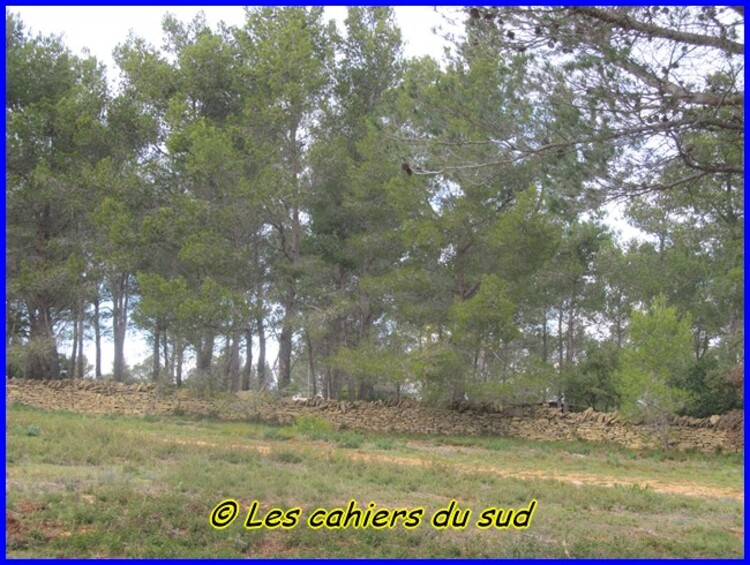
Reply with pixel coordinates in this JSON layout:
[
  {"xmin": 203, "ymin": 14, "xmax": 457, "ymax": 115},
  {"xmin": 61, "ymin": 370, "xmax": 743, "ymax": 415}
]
[{"xmin": 2, "ymin": 2, "xmax": 747, "ymax": 562}]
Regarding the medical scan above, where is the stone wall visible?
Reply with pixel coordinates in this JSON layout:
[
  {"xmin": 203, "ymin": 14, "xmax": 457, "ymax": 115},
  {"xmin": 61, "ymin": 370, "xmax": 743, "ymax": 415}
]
[{"xmin": 5, "ymin": 378, "xmax": 742, "ymax": 453}]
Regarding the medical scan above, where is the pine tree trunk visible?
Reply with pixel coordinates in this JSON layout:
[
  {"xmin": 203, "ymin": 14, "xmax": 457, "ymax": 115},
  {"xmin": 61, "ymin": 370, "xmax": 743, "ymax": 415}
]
[
  {"xmin": 276, "ymin": 118, "xmax": 303, "ymax": 393},
  {"xmin": 331, "ymin": 368, "xmax": 343, "ymax": 400},
  {"xmin": 658, "ymin": 415, "xmax": 670, "ymax": 452},
  {"xmin": 152, "ymin": 326, "xmax": 160, "ymax": 383},
  {"xmin": 242, "ymin": 327, "xmax": 253, "ymax": 391},
  {"xmin": 175, "ymin": 339, "xmax": 184, "ymax": 387},
  {"xmin": 70, "ymin": 309, "xmax": 78, "ymax": 377},
  {"xmin": 566, "ymin": 287, "xmax": 576, "ymax": 364},
  {"xmin": 93, "ymin": 296, "xmax": 102, "ymax": 379},
  {"xmin": 111, "ymin": 273, "xmax": 130, "ymax": 382},
  {"xmin": 197, "ymin": 335, "xmax": 214, "ymax": 376},
  {"xmin": 226, "ymin": 331, "xmax": 241, "ymax": 392},
  {"xmin": 257, "ymin": 314, "xmax": 266, "ymax": 390},
  {"xmin": 277, "ymin": 289, "xmax": 296, "ymax": 392},
  {"xmin": 277, "ymin": 322, "xmax": 294, "ymax": 391},
  {"xmin": 5, "ymin": 299, "xmax": 11, "ymax": 360},
  {"xmin": 76, "ymin": 314, "xmax": 84, "ymax": 378},
  {"xmin": 163, "ymin": 331, "xmax": 170, "ymax": 383},
  {"xmin": 557, "ymin": 306, "xmax": 565, "ymax": 368},
  {"xmin": 305, "ymin": 331, "xmax": 316, "ymax": 397},
  {"xmin": 541, "ymin": 311, "xmax": 548, "ymax": 363},
  {"xmin": 324, "ymin": 366, "xmax": 332, "ymax": 399},
  {"xmin": 25, "ymin": 300, "xmax": 60, "ymax": 379}
]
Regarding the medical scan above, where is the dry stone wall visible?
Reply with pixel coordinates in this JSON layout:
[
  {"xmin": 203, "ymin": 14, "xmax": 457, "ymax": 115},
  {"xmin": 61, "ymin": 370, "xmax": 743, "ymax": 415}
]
[{"xmin": 6, "ymin": 378, "xmax": 742, "ymax": 453}]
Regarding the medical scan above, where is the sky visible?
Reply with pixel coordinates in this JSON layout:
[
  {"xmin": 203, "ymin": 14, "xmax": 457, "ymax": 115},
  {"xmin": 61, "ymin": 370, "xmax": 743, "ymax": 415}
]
[
  {"xmin": 8, "ymin": 6, "xmax": 644, "ymax": 378},
  {"xmin": 9, "ymin": 6, "xmax": 459, "ymax": 78}
]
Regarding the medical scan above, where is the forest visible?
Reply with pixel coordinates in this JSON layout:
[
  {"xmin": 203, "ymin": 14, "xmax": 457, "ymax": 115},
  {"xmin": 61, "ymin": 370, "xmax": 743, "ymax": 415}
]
[{"xmin": 6, "ymin": 7, "xmax": 744, "ymax": 422}]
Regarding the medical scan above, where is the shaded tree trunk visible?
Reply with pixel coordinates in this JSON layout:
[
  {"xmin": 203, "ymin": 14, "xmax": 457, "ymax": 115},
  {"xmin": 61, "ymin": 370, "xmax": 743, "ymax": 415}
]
[
  {"xmin": 541, "ymin": 310, "xmax": 548, "ymax": 363},
  {"xmin": 358, "ymin": 380, "xmax": 374, "ymax": 401},
  {"xmin": 196, "ymin": 335, "xmax": 214, "ymax": 376},
  {"xmin": 449, "ymin": 257, "xmax": 477, "ymax": 403},
  {"xmin": 330, "ymin": 368, "xmax": 343, "ymax": 400},
  {"xmin": 162, "ymin": 331, "xmax": 170, "ymax": 382},
  {"xmin": 557, "ymin": 306, "xmax": 565, "ymax": 368},
  {"xmin": 276, "ymin": 117, "xmax": 303, "ymax": 393},
  {"xmin": 111, "ymin": 272, "xmax": 131, "ymax": 382},
  {"xmin": 175, "ymin": 337, "xmax": 184, "ymax": 387},
  {"xmin": 657, "ymin": 414, "xmax": 670, "ymax": 452},
  {"xmin": 242, "ymin": 326, "xmax": 253, "ymax": 391},
  {"xmin": 5, "ymin": 299, "xmax": 11, "ymax": 359},
  {"xmin": 152, "ymin": 325, "xmax": 160, "ymax": 383},
  {"xmin": 324, "ymin": 366, "xmax": 332, "ymax": 399},
  {"xmin": 305, "ymin": 331, "xmax": 316, "ymax": 397},
  {"xmin": 70, "ymin": 309, "xmax": 79, "ymax": 377},
  {"xmin": 25, "ymin": 300, "xmax": 60, "ymax": 379},
  {"xmin": 728, "ymin": 305, "xmax": 742, "ymax": 363},
  {"xmin": 277, "ymin": 291, "xmax": 295, "ymax": 391},
  {"xmin": 566, "ymin": 305, "xmax": 576, "ymax": 364},
  {"xmin": 257, "ymin": 313, "xmax": 267, "ymax": 390},
  {"xmin": 93, "ymin": 295, "xmax": 102, "ymax": 379},
  {"xmin": 451, "ymin": 378, "xmax": 466, "ymax": 403},
  {"xmin": 76, "ymin": 313, "xmax": 84, "ymax": 378},
  {"xmin": 226, "ymin": 331, "xmax": 241, "ymax": 392}
]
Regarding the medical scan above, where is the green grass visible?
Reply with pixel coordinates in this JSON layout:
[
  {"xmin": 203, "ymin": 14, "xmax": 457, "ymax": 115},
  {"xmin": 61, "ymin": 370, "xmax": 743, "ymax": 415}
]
[
  {"xmin": 423, "ymin": 434, "xmax": 743, "ymax": 491},
  {"xmin": 289, "ymin": 414, "xmax": 335, "ymax": 440},
  {"xmin": 6, "ymin": 404, "xmax": 744, "ymax": 558}
]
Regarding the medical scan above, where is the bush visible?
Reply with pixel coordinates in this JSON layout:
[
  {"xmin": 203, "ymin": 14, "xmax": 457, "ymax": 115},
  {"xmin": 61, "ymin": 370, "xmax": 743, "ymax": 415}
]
[
  {"xmin": 616, "ymin": 295, "xmax": 693, "ymax": 450},
  {"xmin": 290, "ymin": 414, "xmax": 334, "ymax": 440},
  {"xmin": 565, "ymin": 343, "xmax": 620, "ymax": 412},
  {"xmin": 673, "ymin": 357, "xmax": 742, "ymax": 418},
  {"xmin": 6, "ymin": 344, "xmax": 27, "ymax": 379}
]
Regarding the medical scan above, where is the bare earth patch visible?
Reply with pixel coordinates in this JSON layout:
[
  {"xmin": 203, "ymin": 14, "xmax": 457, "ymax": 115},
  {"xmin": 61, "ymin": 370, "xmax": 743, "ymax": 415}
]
[
  {"xmin": 6, "ymin": 502, "xmax": 85, "ymax": 549},
  {"xmin": 130, "ymin": 431, "xmax": 744, "ymax": 502}
]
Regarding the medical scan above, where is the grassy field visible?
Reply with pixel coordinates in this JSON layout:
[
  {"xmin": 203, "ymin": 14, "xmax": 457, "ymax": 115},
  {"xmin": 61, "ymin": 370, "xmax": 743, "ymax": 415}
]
[{"xmin": 5, "ymin": 403, "xmax": 744, "ymax": 558}]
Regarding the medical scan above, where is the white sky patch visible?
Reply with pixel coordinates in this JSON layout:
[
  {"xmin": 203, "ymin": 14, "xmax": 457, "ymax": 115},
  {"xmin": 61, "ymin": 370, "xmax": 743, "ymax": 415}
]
[
  {"xmin": 9, "ymin": 6, "xmax": 456, "ymax": 80},
  {"xmin": 601, "ymin": 200, "xmax": 651, "ymax": 247}
]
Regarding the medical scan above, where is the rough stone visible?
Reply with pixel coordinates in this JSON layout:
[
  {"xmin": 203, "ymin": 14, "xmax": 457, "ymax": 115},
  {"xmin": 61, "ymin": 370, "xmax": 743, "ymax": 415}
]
[{"xmin": 5, "ymin": 378, "xmax": 741, "ymax": 453}]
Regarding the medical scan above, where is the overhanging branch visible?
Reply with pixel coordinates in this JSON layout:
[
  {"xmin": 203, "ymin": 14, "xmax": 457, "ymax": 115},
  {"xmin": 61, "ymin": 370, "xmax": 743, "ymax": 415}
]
[{"xmin": 571, "ymin": 7, "xmax": 744, "ymax": 55}]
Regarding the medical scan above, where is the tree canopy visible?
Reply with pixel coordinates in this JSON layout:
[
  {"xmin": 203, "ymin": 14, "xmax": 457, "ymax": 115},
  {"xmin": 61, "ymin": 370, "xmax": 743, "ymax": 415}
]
[{"xmin": 6, "ymin": 8, "xmax": 743, "ymax": 420}]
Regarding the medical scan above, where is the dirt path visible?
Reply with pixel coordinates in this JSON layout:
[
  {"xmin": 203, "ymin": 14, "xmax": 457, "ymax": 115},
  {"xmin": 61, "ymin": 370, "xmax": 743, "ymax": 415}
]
[
  {"xmin": 132, "ymin": 431, "xmax": 743, "ymax": 502},
  {"xmin": 346, "ymin": 451, "xmax": 743, "ymax": 501}
]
